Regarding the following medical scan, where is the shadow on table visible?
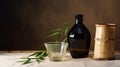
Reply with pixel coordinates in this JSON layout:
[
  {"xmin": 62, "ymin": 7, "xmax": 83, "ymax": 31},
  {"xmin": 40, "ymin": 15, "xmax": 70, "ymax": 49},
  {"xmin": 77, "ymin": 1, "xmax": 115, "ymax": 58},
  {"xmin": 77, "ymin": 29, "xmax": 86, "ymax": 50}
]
[
  {"xmin": 115, "ymin": 53, "xmax": 120, "ymax": 60},
  {"xmin": 88, "ymin": 53, "xmax": 120, "ymax": 60}
]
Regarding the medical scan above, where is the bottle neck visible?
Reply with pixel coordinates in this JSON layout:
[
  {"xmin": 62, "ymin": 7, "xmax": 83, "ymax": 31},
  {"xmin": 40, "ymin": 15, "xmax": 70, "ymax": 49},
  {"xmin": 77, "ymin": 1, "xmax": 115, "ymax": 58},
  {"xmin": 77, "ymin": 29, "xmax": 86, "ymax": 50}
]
[{"xmin": 75, "ymin": 19, "xmax": 83, "ymax": 24}]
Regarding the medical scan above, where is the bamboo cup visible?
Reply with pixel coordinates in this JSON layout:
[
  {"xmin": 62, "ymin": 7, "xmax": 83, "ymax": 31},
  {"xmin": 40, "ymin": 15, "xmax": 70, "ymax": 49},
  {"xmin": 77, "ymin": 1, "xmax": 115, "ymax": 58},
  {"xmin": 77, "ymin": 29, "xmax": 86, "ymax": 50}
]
[{"xmin": 93, "ymin": 23, "xmax": 116, "ymax": 60}]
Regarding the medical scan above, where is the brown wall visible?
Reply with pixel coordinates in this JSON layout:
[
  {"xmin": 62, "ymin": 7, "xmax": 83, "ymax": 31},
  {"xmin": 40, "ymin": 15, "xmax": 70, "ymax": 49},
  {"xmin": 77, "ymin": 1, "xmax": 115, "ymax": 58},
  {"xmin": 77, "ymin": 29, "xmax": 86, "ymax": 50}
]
[{"xmin": 0, "ymin": 0, "xmax": 120, "ymax": 50}]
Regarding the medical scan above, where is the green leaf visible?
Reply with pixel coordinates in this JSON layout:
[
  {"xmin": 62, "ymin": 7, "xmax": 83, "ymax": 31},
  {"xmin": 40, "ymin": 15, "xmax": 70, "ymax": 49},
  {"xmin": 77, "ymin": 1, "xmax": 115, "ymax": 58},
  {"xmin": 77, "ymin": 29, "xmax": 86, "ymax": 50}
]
[
  {"xmin": 57, "ymin": 32, "xmax": 61, "ymax": 38},
  {"xmin": 35, "ymin": 52, "xmax": 43, "ymax": 57},
  {"xmin": 22, "ymin": 59, "xmax": 31, "ymax": 65},
  {"xmin": 51, "ymin": 28, "xmax": 62, "ymax": 32},
  {"xmin": 42, "ymin": 52, "xmax": 47, "ymax": 56},
  {"xmin": 18, "ymin": 51, "xmax": 48, "ymax": 65},
  {"xmin": 47, "ymin": 32, "xmax": 60, "ymax": 38},
  {"xmin": 64, "ymin": 23, "xmax": 70, "ymax": 36},
  {"xmin": 37, "ymin": 52, "xmax": 45, "ymax": 57},
  {"xmin": 39, "ymin": 57, "xmax": 44, "ymax": 60},
  {"xmin": 28, "ymin": 52, "xmax": 38, "ymax": 57}
]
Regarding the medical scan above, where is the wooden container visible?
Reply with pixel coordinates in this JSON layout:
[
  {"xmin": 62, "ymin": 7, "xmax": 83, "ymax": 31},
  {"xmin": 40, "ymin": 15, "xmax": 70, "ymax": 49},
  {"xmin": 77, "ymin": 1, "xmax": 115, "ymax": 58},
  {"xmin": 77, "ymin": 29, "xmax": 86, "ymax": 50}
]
[{"xmin": 93, "ymin": 23, "xmax": 116, "ymax": 60}]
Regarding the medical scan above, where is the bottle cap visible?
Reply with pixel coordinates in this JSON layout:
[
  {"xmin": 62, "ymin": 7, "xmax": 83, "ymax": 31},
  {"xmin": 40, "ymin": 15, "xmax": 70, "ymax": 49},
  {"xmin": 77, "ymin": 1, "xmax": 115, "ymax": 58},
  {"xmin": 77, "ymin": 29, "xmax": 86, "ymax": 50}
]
[
  {"xmin": 75, "ymin": 14, "xmax": 83, "ymax": 19},
  {"xmin": 75, "ymin": 14, "xmax": 83, "ymax": 21}
]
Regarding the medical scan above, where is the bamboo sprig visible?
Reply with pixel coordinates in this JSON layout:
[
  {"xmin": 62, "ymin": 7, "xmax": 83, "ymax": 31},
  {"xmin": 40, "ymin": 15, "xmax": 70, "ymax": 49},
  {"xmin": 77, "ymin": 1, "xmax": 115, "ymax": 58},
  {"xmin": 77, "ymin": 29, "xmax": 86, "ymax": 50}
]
[
  {"xmin": 47, "ymin": 23, "xmax": 70, "ymax": 42},
  {"xmin": 18, "ymin": 51, "xmax": 48, "ymax": 65},
  {"xmin": 18, "ymin": 23, "xmax": 70, "ymax": 65}
]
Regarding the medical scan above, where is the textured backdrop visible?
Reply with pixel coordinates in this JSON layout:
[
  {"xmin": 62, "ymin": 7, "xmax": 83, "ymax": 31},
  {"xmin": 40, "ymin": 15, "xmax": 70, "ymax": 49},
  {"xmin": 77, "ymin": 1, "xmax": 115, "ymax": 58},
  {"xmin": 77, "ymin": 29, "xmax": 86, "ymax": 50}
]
[{"xmin": 0, "ymin": 0, "xmax": 120, "ymax": 50}]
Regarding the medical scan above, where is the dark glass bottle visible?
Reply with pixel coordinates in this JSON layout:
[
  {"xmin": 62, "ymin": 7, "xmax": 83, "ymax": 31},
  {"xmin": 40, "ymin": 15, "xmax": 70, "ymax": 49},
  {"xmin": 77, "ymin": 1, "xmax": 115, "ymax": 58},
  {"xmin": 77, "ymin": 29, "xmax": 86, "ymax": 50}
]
[{"xmin": 68, "ymin": 14, "xmax": 91, "ymax": 58}]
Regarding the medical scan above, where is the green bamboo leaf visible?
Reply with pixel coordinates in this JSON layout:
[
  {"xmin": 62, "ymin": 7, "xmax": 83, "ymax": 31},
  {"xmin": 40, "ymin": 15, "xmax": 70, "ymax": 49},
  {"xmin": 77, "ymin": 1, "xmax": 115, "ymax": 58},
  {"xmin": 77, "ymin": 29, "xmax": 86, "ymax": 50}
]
[
  {"xmin": 51, "ymin": 28, "xmax": 62, "ymax": 32},
  {"xmin": 64, "ymin": 23, "xmax": 70, "ymax": 36},
  {"xmin": 19, "ymin": 51, "xmax": 48, "ymax": 65},
  {"xmin": 43, "ymin": 52, "xmax": 48, "ymax": 57},
  {"xmin": 48, "ymin": 32, "xmax": 60, "ymax": 37},
  {"xmin": 37, "ymin": 52, "xmax": 45, "ymax": 57},
  {"xmin": 65, "ymin": 26, "xmax": 69, "ymax": 36},
  {"xmin": 22, "ymin": 59, "xmax": 31, "ymax": 65},
  {"xmin": 35, "ymin": 52, "xmax": 43, "ymax": 57},
  {"xmin": 28, "ymin": 52, "xmax": 38, "ymax": 57},
  {"xmin": 57, "ymin": 32, "xmax": 61, "ymax": 38},
  {"xmin": 39, "ymin": 57, "xmax": 44, "ymax": 60}
]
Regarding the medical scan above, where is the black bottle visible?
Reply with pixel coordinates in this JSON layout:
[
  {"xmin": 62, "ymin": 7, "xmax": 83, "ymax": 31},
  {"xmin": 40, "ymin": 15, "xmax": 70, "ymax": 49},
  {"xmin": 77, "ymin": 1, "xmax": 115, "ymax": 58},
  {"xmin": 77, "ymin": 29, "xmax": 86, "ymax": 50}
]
[{"xmin": 68, "ymin": 14, "xmax": 91, "ymax": 58}]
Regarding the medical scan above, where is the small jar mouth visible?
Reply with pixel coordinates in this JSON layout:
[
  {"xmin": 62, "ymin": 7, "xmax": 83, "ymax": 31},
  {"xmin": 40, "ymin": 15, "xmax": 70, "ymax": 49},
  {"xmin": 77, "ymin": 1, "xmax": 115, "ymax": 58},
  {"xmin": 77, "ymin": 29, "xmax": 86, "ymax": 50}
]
[
  {"xmin": 44, "ymin": 42, "xmax": 68, "ymax": 46},
  {"xmin": 45, "ymin": 42, "xmax": 67, "ymax": 44},
  {"xmin": 96, "ymin": 23, "xmax": 116, "ymax": 27}
]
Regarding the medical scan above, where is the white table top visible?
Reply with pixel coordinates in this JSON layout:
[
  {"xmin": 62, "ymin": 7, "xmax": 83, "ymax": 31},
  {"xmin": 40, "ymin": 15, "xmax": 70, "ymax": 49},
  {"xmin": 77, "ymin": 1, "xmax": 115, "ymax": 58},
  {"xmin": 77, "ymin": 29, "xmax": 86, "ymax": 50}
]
[{"xmin": 0, "ymin": 52, "xmax": 120, "ymax": 67}]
